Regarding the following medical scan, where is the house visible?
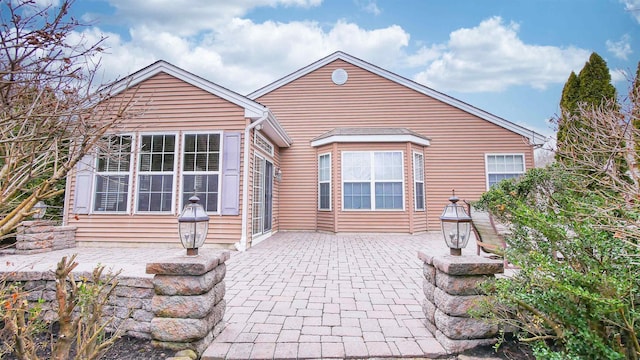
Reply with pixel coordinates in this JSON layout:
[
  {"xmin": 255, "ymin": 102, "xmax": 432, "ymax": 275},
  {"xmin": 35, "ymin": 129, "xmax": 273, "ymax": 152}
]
[{"xmin": 63, "ymin": 51, "xmax": 545, "ymax": 250}]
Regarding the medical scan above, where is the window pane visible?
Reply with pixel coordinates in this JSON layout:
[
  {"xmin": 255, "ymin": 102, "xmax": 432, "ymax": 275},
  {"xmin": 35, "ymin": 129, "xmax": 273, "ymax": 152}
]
[
  {"xmin": 320, "ymin": 183, "xmax": 330, "ymax": 210},
  {"xmin": 375, "ymin": 182, "xmax": 403, "ymax": 209},
  {"xmin": 182, "ymin": 175, "xmax": 219, "ymax": 212},
  {"xmin": 93, "ymin": 175, "xmax": 129, "ymax": 212},
  {"xmin": 185, "ymin": 134, "xmax": 196, "ymax": 152},
  {"xmin": 319, "ymin": 154, "xmax": 330, "ymax": 182},
  {"xmin": 375, "ymin": 152, "xmax": 402, "ymax": 180},
  {"xmin": 137, "ymin": 175, "xmax": 173, "ymax": 212},
  {"xmin": 343, "ymin": 182, "xmax": 370, "ymax": 209},
  {"xmin": 415, "ymin": 183, "xmax": 425, "ymax": 210},
  {"xmin": 208, "ymin": 134, "xmax": 220, "ymax": 152},
  {"xmin": 343, "ymin": 152, "xmax": 370, "ymax": 180}
]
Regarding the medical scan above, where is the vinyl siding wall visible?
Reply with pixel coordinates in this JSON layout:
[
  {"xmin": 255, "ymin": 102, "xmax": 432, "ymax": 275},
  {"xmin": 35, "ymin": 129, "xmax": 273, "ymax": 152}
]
[
  {"xmin": 64, "ymin": 73, "xmax": 250, "ymax": 246},
  {"xmin": 257, "ymin": 60, "xmax": 534, "ymax": 231}
]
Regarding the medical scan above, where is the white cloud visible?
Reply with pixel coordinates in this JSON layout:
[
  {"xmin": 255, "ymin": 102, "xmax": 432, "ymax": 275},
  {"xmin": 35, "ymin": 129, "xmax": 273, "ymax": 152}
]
[
  {"xmin": 610, "ymin": 68, "xmax": 628, "ymax": 83},
  {"xmin": 606, "ymin": 34, "xmax": 632, "ymax": 60},
  {"xmin": 413, "ymin": 17, "xmax": 591, "ymax": 92},
  {"xmin": 105, "ymin": 0, "xmax": 323, "ymax": 36},
  {"xmin": 83, "ymin": 15, "xmax": 410, "ymax": 93},
  {"xmin": 621, "ymin": 0, "xmax": 640, "ymax": 23},
  {"xmin": 356, "ymin": 0, "xmax": 381, "ymax": 15}
]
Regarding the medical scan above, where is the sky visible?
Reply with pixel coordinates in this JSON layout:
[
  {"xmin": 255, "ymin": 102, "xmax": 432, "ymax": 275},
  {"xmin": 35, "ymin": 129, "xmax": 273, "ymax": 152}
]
[{"xmin": 37, "ymin": 0, "xmax": 640, "ymax": 138}]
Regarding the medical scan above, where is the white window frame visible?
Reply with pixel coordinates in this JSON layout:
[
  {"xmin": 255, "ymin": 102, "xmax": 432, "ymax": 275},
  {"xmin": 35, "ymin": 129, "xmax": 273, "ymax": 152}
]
[
  {"xmin": 485, "ymin": 153, "xmax": 526, "ymax": 189},
  {"xmin": 318, "ymin": 153, "xmax": 331, "ymax": 211},
  {"xmin": 180, "ymin": 131, "xmax": 223, "ymax": 214},
  {"xmin": 135, "ymin": 132, "xmax": 178, "ymax": 214},
  {"xmin": 91, "ymin": 134, "xmax": 135, "ymax": 214},
  {"xmin": 413, "ymin": 151, "xmax": 425, "ymax": 211},
  {"xmin": 341, "ymin": 151, "xmax": 405, "ymax": 211}
]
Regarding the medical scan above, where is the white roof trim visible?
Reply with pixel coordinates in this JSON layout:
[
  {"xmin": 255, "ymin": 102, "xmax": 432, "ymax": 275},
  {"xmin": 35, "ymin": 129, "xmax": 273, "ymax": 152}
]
[
  {"xmin": 248, "ymin": 52, "xmax": 546, "ymax": 145},
  {"xmin": 311, "ymin": 134, "xmax": 431, "ymax": 147},
  {"xmin": 262, "ymin": 111, "xmax": 293, "ymax": 147},
  {"xmin": 105, "ymin": 60, "xmax": 266, "ymax": 118}
]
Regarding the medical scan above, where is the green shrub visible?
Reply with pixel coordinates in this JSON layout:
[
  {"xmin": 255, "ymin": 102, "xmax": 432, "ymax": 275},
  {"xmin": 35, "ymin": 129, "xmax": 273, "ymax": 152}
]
[{"xmin": 477, "ymin": 165, "xmax": 640, "ymax": 359}]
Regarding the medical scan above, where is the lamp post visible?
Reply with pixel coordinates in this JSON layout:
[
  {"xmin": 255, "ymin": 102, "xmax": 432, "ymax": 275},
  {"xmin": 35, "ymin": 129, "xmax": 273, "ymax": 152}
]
[
  {"xmin": 178, "ymin": 196, "xmax": 209, "ymax": 256},
  {"xmin": 32, "ymin": 201, "xmax": 47, "ymax": 220},
  {"xmin": 440, "ymin": 190, "xmax": 472, "ymax": 256}
]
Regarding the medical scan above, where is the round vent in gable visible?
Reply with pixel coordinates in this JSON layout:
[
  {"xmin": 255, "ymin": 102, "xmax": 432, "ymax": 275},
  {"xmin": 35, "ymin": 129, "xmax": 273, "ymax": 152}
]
[{"xmin": 331, "ymin": 68, "xmax": 348, "ymax": 85}]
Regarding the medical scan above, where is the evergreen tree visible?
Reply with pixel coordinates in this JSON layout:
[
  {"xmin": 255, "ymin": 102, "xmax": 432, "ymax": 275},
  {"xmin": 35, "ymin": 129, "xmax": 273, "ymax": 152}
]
[
  {"xmin": 556, "ymin": 52, "xmax": 617, "ymax": 161},
  {"xmin": 557, "ymin": 71, "xmax": 580, "ymax": 151},
  {"xmin": 577, "ymin": 52, "xmax": 616, "ymax": 107}
]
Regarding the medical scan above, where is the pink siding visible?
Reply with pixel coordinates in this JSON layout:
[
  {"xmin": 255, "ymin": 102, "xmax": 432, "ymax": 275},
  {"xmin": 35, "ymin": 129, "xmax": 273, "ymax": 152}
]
[
  {"xmin": 65, "ymin": 73, "xmax": 249, "ymax": 246},
  {"xmin": 257, "ymin": 60, "xmax": 535, "ymax": 232}
]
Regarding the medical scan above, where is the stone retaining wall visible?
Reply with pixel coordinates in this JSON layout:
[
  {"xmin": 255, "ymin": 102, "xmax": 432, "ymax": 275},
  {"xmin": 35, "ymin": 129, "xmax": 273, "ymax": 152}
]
[
  {"xmin": 3, "ymin": 271, "xmax": 155, "ymax": 339},
  {"xmin": 16, "ymin": 220, "xmax": 76, "ymax": 254},
  {"xmin": 418, "ymin": 251, "xmax": 503, "ymax": 354}
]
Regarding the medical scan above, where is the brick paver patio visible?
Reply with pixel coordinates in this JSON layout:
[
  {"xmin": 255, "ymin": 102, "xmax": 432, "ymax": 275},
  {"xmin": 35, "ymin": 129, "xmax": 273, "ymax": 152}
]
[
  {"xmin": 0, "ymin": 231, "xmax": 473, "ymax": 359},
  {"xmin": 202, "ymin": 231, "xmax": 453, "ymax": 359}
]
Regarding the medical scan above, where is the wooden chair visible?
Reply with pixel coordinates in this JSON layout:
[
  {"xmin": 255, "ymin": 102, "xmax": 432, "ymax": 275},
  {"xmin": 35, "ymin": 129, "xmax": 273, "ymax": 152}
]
[{"xmin": 465, "ymin": 201, "xmax": 510, "ymax": 268}]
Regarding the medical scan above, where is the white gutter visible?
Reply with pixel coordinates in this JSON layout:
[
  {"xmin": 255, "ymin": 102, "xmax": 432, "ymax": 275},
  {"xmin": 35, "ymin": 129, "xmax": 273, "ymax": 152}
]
[{"xmin": 235, "ymin": 111, "xmax": 269, "ymax": 251}]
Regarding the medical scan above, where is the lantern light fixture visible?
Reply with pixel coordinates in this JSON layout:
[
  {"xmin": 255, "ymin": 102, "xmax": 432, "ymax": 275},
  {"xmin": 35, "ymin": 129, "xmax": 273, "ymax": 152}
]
[
  {"xmin": 440, "ymin": 190, "xmax": 472, "ymax": 256},
  {"xmin": 178, "ymin": 196, "xmax": 210, "ymax": 256}
]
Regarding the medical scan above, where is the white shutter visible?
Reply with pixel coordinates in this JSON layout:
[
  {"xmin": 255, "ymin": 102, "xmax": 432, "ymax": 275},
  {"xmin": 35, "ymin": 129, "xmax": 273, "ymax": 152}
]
[
  {"xmin": 73, "ymin": 154, "xmax": 95, "ymax": 214},
  {"xmin": 221, "ymin": 132, "xmax": 241, "ymax": 215}
]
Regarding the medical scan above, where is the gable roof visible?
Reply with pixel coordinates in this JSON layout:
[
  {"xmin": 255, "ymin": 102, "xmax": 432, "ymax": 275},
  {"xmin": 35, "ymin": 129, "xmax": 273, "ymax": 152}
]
[
  {"xmin": 103, "ymin": 60, "xmax": 292, "ymax": 147},
  {"xmin": 248, "ymin": 51, "xmax": 546, "ymax": 145},
  {"xmin": 106, "ymin": 60, "xmax": 268, "ymax": 119}
]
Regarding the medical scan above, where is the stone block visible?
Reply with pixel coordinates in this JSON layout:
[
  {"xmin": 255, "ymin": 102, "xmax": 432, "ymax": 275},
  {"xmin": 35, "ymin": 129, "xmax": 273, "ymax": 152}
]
[
  {"xmin": 434, "ymin": 309, "xmax": 498, "ymax": 340},
  {"xmin": 4, "ymin": 271, "xmax": 46, "ymax": 281},
  {"xmin": 434, "ymin": 329, "xmax": 496, "ymax": 354},
  {"xmin": 433, "ymin": 287, "xmax": 485, "ymax": 317},
  {"xmin": 423, "ymin": 278, "xmax": 435, "ymax": 303},
  {"xmin": 119, "ymin": 277, "xmax": 154, "ymax": 289},
  {"xmin": 432, "ymin": 255, "xmax": 504, "ymax": 276},
  {"xmin": 422, "ymin": 298, "xmax": 436, "ymax": 324},
  {"xmin": 153, "ymin": 264, "xmax": 225, "ymax": 295},
  {"xmin": 133, "ymin": 309, "xmax": 154, "ymax": 322},
  {"xmin": 123, "ymin": 318, "xmax": 152, "ymax": 334},
  {"xmin": 151, "ymin": 311, "xmax": 215, "ymax": 342},
  {"xmin": 424, "ymin": 316, "xmax": 437, "ymax": 335},
  {"xmin": 435, "ymin": 270, "xmax": 492, "ymax": 296},
  {"xmin": 418, "ymin": 250, "xmax": 435, "ymax": 265},
  {"xmin": 152, "ymin": 283, "xmax": 224, "ymax": 319},
  {"xmin": 115, "ymin": 286, "xmax": 154, "ymax": 299},
  {"xmin": 146, "ymin": 250, "xmax": 229, "ymax": 276},
  {"xmin": 423, "ymin": 263, "xmax": 436, "ymax": 284}
]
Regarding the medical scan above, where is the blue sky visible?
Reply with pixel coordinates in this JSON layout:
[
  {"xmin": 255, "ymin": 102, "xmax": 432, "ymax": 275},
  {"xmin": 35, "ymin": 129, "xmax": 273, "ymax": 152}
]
[{"xmin": 57, "ymin": 0, "xmax": 640, "ymax": 137}]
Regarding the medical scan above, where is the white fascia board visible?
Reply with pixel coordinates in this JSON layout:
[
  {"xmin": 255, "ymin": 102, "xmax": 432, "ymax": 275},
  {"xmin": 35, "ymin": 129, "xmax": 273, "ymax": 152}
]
[
  {"xmin": 104, "ymin": 60, "xmax": 267, "ymax": 117},
  {"xmin": 311, "ymin": 134, "xmax": 431, "ymax": 147},
  {"xmin": 249, "ymin": 52, "xmax": 546, "ymax": 146}
]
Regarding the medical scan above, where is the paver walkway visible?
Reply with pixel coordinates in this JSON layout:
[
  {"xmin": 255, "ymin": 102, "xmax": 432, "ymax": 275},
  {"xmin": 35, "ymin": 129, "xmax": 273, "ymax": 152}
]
[
  {"xmin": 202, "ymin": 231, "xmax": 455, "ymax": 359},
  {"xmin": 0, "ymin": 231, "xmax": 477, "ymax": 359}
]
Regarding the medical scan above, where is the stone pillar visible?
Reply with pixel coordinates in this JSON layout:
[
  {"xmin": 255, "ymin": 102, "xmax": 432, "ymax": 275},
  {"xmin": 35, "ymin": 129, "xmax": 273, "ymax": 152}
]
[
  {"xmin": 146, "ymin": 250, "xmax": 229, "ymax": 355},
  {"xmin": 16, "ymin": 220, "xmax": 77, "ymax": 254},
  {"xmin": 418, "ymin": 251, "xmax": 503, "ymax": 354}
]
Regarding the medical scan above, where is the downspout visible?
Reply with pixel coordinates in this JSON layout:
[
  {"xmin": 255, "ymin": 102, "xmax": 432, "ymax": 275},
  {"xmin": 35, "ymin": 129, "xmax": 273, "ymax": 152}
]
[{"xmin": 235, "ymin": 111, "xmax": 269, "ymax": 251}]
